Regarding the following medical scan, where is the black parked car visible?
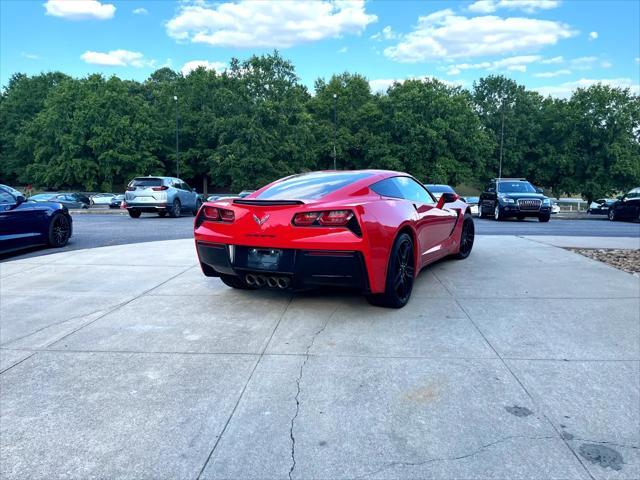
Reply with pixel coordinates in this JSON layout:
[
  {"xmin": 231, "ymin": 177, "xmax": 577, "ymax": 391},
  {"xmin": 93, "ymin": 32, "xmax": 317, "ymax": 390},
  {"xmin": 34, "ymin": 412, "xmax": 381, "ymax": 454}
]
[
  {"xmin": 608, "ymin": 187, "xmax": 640, "ymax": 222},
  {"xmin": 478, "ymin": 178, "xmax": 552, "ymax": 222},
  {"xmin": 30, "ymin": 193, "xmax": 89, "ymax": 209},
  {"xmin": 0, "ymin": 184, "xmax": 73, "ymax": 255},
  {"xmin": 109, "ymin": 194, "xmax": 125, "ymax": 209}
]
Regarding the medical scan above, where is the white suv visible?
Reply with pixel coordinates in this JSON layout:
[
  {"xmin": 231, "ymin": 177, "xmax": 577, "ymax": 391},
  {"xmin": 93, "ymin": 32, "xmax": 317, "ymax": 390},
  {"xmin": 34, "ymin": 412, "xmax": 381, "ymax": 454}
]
[{"xmin": 125, "ymin": 177, "xmax": 201, "ymax": 218}]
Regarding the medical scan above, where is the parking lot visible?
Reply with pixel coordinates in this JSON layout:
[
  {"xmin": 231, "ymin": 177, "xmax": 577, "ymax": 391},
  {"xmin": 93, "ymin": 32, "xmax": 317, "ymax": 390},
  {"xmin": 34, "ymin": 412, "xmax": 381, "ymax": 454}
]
[
  {"xmin": 5, "ymin": 213, "xmax": 640, "ymax": 261},
  {"xmin": 1, "ymin": 235, "xmax": 638, "ymax": 479}
]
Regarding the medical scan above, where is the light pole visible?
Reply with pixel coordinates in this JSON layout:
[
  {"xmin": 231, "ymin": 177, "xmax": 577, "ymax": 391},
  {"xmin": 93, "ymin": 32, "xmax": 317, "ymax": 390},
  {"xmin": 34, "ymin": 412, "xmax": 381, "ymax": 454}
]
[
  {"xmin": 498, "ymin": 96, "xmax": 513, "ymax": 180},
  {"xmin": 174, "ymin": 94, "xmax": 179, "ymax": 178},
  {"xmin": 332, "ymin": 93, "xmax": 337, "ymax": 170}
]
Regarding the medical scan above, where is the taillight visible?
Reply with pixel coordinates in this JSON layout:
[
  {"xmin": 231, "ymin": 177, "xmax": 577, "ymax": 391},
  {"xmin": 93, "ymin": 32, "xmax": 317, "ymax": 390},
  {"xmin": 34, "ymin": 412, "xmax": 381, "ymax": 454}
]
[
  {"xmin": 293, "ymin": 212, "xmax": 320, "ymax": 226},
  {"xmin": 293, "ymin": 210, "xmax": 354, "ymax": 227},
  {"xmin": 318, "ymin": 210, "xmax": 353, "ymax": 226},
  {"xmin": 152, "ymin": 185, "xmax": 169, "ymax": 191},
  {"xmin": 203, "ymin": 206, "xmax": 234, "ymax": 222}
]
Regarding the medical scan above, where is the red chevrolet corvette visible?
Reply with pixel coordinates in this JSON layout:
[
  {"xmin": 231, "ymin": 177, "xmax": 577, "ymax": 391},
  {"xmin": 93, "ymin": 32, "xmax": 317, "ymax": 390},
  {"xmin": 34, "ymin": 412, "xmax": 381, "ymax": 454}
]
[{"xmin": 194, "ymin": 170, "xmax": 474, "ymax": 307}]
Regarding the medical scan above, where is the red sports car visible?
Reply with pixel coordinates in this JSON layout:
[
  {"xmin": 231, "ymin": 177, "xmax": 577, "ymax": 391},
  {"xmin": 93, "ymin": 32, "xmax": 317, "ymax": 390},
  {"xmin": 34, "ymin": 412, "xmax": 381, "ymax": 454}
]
[{"xmin": 194, "ymin": 170, "xmax": 474, "ymax": 308}]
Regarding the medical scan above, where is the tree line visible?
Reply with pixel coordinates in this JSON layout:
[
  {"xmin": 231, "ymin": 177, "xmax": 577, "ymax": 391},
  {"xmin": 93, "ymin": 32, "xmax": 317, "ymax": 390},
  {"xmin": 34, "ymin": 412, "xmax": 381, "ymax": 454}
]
[{"xmin": 1, "ymin": 52, "xmax": 638, "ymax": 202}]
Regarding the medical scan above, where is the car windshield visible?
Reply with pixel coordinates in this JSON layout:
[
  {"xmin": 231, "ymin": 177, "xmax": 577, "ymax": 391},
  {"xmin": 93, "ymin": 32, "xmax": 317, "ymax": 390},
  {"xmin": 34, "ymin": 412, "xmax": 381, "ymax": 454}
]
[
  {"xmin": 425, "ymin": 184, "xmax": 454, "ymax": 193},
  {"xmin": 129, "ymin": 178, "xmax": 163, "ymax": 187},
  {"xmin": 255, "ymin": 172, "xmax": 372, "ymax": 200},
  {"xmin": 465, "ymin": 196, "xmax": 479, "ymax": 203},
  {"xmin": 498, "ymin": 181, "xmax": 536, "ymax": 193}
]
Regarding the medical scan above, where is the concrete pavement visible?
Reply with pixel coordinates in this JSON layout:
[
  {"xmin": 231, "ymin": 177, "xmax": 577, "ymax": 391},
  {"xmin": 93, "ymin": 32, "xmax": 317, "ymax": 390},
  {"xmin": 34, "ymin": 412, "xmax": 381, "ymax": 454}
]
[{"xmin": 1, "ymin": 237, "xmax": 638, "ymax": 479}]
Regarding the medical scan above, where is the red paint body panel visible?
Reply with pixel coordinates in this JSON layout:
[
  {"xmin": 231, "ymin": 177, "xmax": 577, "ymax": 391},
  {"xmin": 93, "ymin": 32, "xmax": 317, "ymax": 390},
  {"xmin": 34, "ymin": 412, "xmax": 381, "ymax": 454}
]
[{"xmin": 194, "ymin": 170, "xmax": 468, "ymax": 293}]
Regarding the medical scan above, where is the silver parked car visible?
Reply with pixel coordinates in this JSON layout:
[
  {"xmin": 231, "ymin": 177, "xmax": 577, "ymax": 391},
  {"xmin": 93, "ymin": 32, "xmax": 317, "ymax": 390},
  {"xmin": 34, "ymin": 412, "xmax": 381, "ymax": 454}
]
[{"xmin": 124, "ymin": 177, "xmax": 202, "ymax": 218}]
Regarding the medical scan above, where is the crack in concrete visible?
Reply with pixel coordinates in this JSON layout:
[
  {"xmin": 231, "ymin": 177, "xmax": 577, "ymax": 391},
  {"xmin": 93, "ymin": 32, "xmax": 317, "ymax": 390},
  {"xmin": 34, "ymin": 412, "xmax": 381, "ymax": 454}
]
[
  {"xmin": 288, "ymin": 308, "xmax": 336, "ymax": 480},
  {"xmin": 355, "ymin": 434, "xmax": 558, "ymax": 479}
]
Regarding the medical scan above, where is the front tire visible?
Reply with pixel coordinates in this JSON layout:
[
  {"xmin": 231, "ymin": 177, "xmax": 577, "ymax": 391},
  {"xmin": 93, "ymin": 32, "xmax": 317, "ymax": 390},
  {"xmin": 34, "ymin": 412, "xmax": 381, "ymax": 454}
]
[
  {"xmin": 494, "ymin": 204, "xmax": 504, "ymax": 221},
  {"xmin": 158, "ymin": 211, "xmax": 167, "ymax": 217},
  {"xmin": 220, "ymin": 274, "xmax": 257, "ymax": 290},
  {"xmin": 367, "ymin": 232, "xmax": 415, "ymax": 308},
  {"xmin": 48, "ymin": 213, "xmax": 71, "ymax": 247},
  {"xmin": 454, "ymin": 214, "xmax": 475, "ymax": 259},
  {"xmin": 608, "ymin": 208, "xmax": 616, "ymax": 221},
  {"xmin": 128, "ymin": 209, "xmax": 141, "ymax": 218},
  {"xmin": 538, "ymin": 213, "xmax": 551, "ymax": 222}
]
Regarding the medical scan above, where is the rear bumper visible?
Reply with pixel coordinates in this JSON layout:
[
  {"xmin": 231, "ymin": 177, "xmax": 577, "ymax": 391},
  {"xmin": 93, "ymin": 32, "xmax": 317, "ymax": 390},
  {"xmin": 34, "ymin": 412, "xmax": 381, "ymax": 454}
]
[
  {"xmin": 127, "ymin": 203, "xmax": 169, "ymax": 213},
  {"xmin": 196, "ymin": 241, "xmax": 369, "ymax": 291}
]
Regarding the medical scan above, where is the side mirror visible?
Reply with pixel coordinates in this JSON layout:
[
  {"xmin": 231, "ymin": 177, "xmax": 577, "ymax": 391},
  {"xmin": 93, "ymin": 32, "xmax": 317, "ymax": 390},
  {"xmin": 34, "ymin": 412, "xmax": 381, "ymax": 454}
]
[
  {"xmin": 437, "ymin": 192, "xmax": 459, "ymax": 209},
  {"xmin": 488, "ymin": 187, "xmax": 495, "ymax": 193},
  {"xmin": 15, "ymin": 194, "xmax": 26, "ymax": 206},
  {"xmin": 535, "ymin": 188, "xmax": 543, "ymax": 194}
]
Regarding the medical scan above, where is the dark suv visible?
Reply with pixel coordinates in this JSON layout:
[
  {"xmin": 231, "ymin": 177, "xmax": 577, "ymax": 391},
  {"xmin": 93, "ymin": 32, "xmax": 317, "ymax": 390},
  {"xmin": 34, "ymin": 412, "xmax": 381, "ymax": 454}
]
[{"xmin": 479, "ymin": 178, "xmax": 552, "ymax": 222}]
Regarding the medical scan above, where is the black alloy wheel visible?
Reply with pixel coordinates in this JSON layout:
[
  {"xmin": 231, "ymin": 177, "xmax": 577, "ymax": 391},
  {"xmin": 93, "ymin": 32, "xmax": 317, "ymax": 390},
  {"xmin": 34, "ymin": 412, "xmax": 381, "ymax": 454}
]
[
  {"xmin": 48, "ymin": 213, "xmax": 71, "ymax": 247},
  {"xmin": 455, "ymin": 214, "xmax": 475, "ymax": 259},
  {"xmin": 367, "ymin": 232, "xmax": 415, "ymax": 308}
]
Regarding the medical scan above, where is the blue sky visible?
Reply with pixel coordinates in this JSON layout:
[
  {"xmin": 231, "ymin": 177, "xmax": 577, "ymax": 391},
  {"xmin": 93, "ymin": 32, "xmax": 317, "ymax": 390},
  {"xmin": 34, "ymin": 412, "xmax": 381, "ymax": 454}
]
[{"xmin": 1, "ymin": 0, "xmax": 639, "ymax": 97}]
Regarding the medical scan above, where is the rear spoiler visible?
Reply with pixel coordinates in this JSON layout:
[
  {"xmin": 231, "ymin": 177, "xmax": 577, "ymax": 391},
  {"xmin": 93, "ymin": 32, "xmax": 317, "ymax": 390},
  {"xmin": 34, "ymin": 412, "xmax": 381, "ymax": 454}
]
[{"xmin": 233, "ymin": 199, "xmax": 305, "ymax": 206}]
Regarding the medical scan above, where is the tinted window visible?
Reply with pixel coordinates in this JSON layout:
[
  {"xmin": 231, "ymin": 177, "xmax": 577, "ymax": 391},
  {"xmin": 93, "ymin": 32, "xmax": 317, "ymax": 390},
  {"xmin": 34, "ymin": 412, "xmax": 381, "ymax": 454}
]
[
  {"xmin": 130, "ymin": 178, "xmax": 163, "ymax": 187},
  {"xmin": 31, "ymin": 194, "xmax": 54, "ymax": 201},
  {"xmin": 395, "ymin": 177, "xmax": 434, "ymax": 204},
  {"xmin": 425, "ymin": 184, "xmax": 454, "ymax": 194},
  {"xmin": 370, "ymin": 178, "xmax": 404, "ymax": 199},
  {"xmin": 0, "ymin": 191, "xmax": 15, "ymax": 204},
  {"xmin": 498, "ymin": 181, "xmax": 536, "ymax": 193},
  {"xmin": 255, "ymin": 172, "xmax": 372, "ymax": 200}
]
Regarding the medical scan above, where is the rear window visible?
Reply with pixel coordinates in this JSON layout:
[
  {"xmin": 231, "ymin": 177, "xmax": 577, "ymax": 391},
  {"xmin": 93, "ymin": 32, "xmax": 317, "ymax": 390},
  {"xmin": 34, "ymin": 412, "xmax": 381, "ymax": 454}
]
[
  {"xmin": 129, "ymin": 178, "xmax": 164, "ymax": 187},
  {"xmin": 255, "ymin": 172, "xmax": 372, "ymax": 200}
]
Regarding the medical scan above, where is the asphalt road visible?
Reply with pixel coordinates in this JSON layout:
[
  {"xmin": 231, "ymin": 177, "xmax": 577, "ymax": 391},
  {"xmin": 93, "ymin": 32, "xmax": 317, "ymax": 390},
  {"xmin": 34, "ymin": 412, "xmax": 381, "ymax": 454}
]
[{"xmin": 2, "ymin": 212, "xmax": 639, "ymax": 261}]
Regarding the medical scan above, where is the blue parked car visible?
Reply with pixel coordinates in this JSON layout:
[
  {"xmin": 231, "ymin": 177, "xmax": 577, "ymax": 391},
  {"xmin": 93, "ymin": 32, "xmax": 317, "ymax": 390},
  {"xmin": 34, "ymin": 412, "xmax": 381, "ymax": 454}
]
[{"xmin": 0, "ymin": 184, "xmax": 73, "ymax": 255}]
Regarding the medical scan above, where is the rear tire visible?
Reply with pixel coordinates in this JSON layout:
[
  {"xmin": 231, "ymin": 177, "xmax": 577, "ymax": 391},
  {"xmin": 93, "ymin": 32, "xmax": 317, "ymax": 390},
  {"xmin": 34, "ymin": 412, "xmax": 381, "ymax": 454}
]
[
  {"xmin": 366, "ymin": 232, "xmax": 415, "ymax": 308},
  {"xmin": 48, "ymin": 213, "xmax": 71, "ymax": 248},
  {"xmin": 517, "ymin": 215, "xmax": 525, "ymax": 221},
  {"xmin": 454, "ymin": 214, "xmax": 475, "ymax": 259},
  {"xmin": 193, "ymin": 200, "xmax": 202, "ymax": 216},
  {"xmin": 128, "ymin": 209, "xmax": 141, "ymax": 218},
  {"xmin": 220, "ymin": 274, "xmax": 257, "ymax": 290},
  {"xmin": 170, "ymin": 199, "xmax": 181, "ymax": 218},
  {"xmin": 158, "ymin": 211, "xmax": 167, "ymax": 217}
]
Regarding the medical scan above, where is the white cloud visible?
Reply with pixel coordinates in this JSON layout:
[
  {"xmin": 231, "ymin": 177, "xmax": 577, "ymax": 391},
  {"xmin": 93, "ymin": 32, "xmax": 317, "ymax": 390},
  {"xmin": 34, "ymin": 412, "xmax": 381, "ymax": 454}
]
[
  {"xmin": 636, "ymin": 57, "xmax": 640, "ymax": 64},
  {"xmin": 166, "ymin": 0, "xmax": 377, "ymax": 48},
  {"xmin": 384, "ymin": 9, "xmax": 575, "ymax": 63},
  {"xmin": 533, "ymin": 69, "xmax": 571, "ymax": 78},
  {"xmin": 445, "ymin": 54, "xmax": 542, "ymax": 75},
  {"xmin": 588, "ymin": 31, "xmax": 598, "ymax": 40},
  {"xmin": 371, "ymin": 25, "xmax": 396, "ymax": 41},
  {"xmin": 369, "ymin": 75, "xmax": 464, "ymax": 94},
  {"xmin": 541, "ymin": 55, "xmax": 563, "ymax": 64},
  {"xmin": 180, "ymin": 60, "xmax": 227, "ymax": 76},
  {"xmin": 44, "ymin": 0, "xmax": 115, "ymax": 20},
  {"xmin": 536, "ymin": 78, "xmax": 640, "ymax": 98},
  {"xmin": 570, "ymin": 56, "xmax": 597, "ymax": 70},
  {"xmin": 468, "ymin": 0, "xmax": 560, "ymax": 14},
  {"xmin": 337, "ymin": 46, "xmax": 348, "ymax": 53},
  {"xmin": 80, "ymin": 49, "xmax": 153, "ymax": 67},
  {"xmin": 133, "ymin": 7, "xmax": 148, "ymax": 15},
  {"xmin": 21, "ymin": 52, "xmax": 41, "ymax": 60}
]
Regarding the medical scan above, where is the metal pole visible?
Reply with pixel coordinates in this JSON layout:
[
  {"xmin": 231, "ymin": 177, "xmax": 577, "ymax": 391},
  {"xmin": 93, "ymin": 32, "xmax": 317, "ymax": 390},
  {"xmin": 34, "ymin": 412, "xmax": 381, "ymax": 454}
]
[
  {"xmin": 332, "ymin": 93, "xmax": 337, "ymax": 170},
  {"xmin": 498, "ymin": 106, "xmax": 505, "ymax": 179},
  {"xmin": 174, "ymin": 95, "xmax": 179, "ymax": 178}
]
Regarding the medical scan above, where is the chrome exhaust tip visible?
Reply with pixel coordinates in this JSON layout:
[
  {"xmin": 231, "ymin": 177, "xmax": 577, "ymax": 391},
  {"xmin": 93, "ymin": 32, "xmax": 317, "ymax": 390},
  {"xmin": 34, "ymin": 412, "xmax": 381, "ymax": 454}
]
[
  {"xmin": 245, "ymin": 274, "xmax": 256, "ymax": 286},
  {"xmin": 266, "ymin": 276, "xmax": 278, "ymax": 288},
  {"xmin": 277, "ymin": 277, "xmax": 290, "ymax": 289},
  {"xmin": 255, "ymin": 275, "xmax": 266, "ymax": 287}
]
